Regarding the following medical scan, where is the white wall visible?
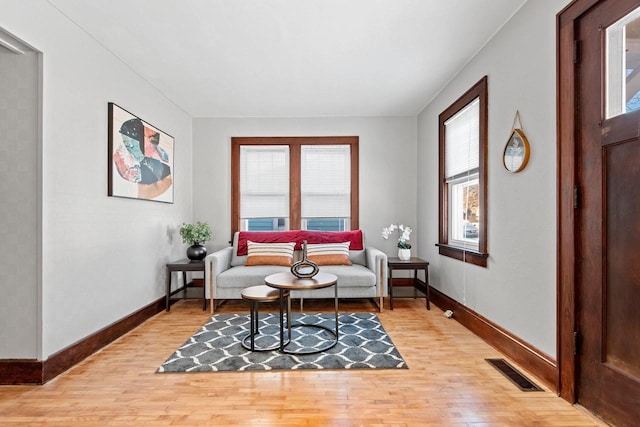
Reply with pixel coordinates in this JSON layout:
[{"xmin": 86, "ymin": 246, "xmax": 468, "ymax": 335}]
[
  {"xmin": 0, "ymin": 44, "xmax": 39, "ymax": 359},
  {"xmin": 417, "ymin": 0, "xmax": 570, "ymax": 357},
  {"xmin": 192, "ymin": 117, "xmax": 417, "ymax": 257},
  {"xmin": 1, "ymin": 0, "xmax": 569, "ymax": 362},
  {"xmin": 1, "ymin": 0, "xmax": 193, "ymax": 358}
]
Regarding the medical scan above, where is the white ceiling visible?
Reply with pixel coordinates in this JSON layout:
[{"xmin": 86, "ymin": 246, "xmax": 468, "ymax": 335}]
[{"xmin": 48, "ymin": 0, "xmax": 526, "ymax": 117}]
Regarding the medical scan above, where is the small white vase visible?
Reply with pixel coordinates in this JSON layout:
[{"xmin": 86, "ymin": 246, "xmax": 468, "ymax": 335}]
[{"xmin": 398, "ymin": 248, "xmax": 411, "ymax": 261}]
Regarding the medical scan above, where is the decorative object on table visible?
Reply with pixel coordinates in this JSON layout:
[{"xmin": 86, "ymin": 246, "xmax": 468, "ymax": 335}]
[
  {"xmin": 157, "ymin": 312, "xmax": 407, "ymax": 372},
  {"xmin": 179, "ymin": 221, "xmax": 212, "ymax": 260},
  {"xmin": 382, "ymin": 223, "xmax": 412, "ymax": 261},
  {"xmin": 290, "ymin": 240, "xmax": 320, "ymax": 278},
  {"xmin": 107, "ymin": 103, "xmax": 174, "ymax": 203},
  {"xmin": 503, "ymin": 110, "xmax": 530, "ymax": 173}
]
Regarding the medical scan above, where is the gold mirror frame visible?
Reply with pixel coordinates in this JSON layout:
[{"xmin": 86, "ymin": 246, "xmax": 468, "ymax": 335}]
[{"xmin": 503, "ymin": 128, "xmax": 530, "ymax": 173}]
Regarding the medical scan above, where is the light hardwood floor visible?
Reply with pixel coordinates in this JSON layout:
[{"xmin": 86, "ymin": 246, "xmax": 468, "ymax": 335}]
[{"xmin": 0, "ymin": 298, "xmax": 607, "ymax": 426}]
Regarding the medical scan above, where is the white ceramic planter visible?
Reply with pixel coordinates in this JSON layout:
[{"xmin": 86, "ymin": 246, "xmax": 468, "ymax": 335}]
[{"xmin": 398, "ymin": 248, "xmax": 411, "ymax": 261}]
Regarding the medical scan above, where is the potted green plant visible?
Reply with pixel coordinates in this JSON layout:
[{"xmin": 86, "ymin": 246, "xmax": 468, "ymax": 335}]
[{"xmin": 179, "ymin": 221, "xmax": 212, "ymax": 261}]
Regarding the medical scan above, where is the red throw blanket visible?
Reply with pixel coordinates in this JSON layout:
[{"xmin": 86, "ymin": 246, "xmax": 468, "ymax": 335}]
[{"xmin": 236, "ymin": 230, "xmax": 363, "ymax": 255}]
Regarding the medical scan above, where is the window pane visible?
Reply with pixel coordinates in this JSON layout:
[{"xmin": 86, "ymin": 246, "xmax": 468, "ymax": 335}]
[
  {"xmin": 445, "ymin": 98, "xmax": 479, "ymax": 179},
  {"xmin": 303, "ymin": 218, "xmax": 348, "ymax": 231},
  {"xmin": 606, "ymin": 5, "xmax": 640, "ymax": 118},
  {"xmin": 240, "ymin": 146, "xmax": 289, "ymax": 220},
  {"xmin": 243, "ymin": 218, "xmax": 288, "ymax": 231},
  {"xmin": 449, "ymin": 177, "xmax": 479, "ymax": 246},
  {"xmin": 301, "ymin": 145, "xmax": 351, "ymax": 222}
]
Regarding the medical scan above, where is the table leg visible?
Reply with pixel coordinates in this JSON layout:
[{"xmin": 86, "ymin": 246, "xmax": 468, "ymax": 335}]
[
  {"xmin": 287, "ymin": 293, "xmax": 291, "ymax": 331},
  {"xmin": 414, "ymin": 269, "xmax": 418, "ymax": 299},
  {"xmin": 202, "ymin": 274, "xmax": 207, "ymax": 311},
  {"xmin": 279, "ymin": 289, "xmax": 285, "ymax": 352},
  {"xmin": 210, "ymin": 275, "xmax": 214, "ymax": 315},
  {"xmin": 388, "ymin": 272, "xmax": 394, "ymax": 310},
  {"xmin": 250, "ymin": 301, "xmax": 256, "ymax": 351},
  {"xmin": 334, "ymin": 281, "xmax": 339, "ymax": 339},
  {"xmin": 425, "ymin": 267, "xmax": 430, "ymax": 310},
  {"xmin": 286, "ymin": 293, "xmax": 292, "ymax": 346},
  {"xmin": 165, "ymin": 267, "xmax": 171, "ymax": 311},
  {"xmin": 280, "ymin": 285, "xmax": 339, "ymax": 355}
]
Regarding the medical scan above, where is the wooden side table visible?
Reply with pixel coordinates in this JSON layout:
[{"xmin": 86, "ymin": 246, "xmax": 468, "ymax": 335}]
[
  {"xmin": 165, "ymin": 259, "xmax": 206, "ymax": 311},
  {"xmin": 387, "ymin": 257, "xmax": 430, "ymax": 310}
]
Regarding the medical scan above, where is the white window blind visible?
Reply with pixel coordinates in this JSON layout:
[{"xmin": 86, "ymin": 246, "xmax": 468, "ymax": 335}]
[
  {"xmin": 445, "ymin": 97, "xmax": 479, "ymax": 180},
  {"xmin": 301, "ymin": 145, "xmax": 350, "ymax": 218},
  {"xmin": 240, "ymin": 145, "xmax": 289, "ymax": 218}
]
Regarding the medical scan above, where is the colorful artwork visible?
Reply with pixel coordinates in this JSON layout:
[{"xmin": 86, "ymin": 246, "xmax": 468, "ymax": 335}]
[{"xmin": 108, "ymin": 103, "xmax": 174, "ymax": 203}]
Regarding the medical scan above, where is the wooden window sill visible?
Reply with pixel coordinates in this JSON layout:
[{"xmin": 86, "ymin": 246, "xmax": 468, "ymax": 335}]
[{"xmin": 436, "ymin": 243, "xmax": 488, "ymax": 267}]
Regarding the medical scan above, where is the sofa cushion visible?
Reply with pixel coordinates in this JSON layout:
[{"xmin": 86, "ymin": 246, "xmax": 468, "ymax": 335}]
[
  {"xmin": 318, "ymin": 265, "xmax": 376, "ymax": 287},
  {"xmin": 348, "ymin": 249, "xmax": 366, "ymax": 266},
  {"xmin": 217, "ymin": 264, "xmax": 375, "ymax": 290},
  {"xmin": 245, "ymin": 241, "xmax": 295, "ymax": 266},
  {"xmin": 237, "ymin": 231, "xmax": 303, "ymax": 255},
  {"xmin": 307, "ymin": 242, "xmax": 352, "ymax": 266},
  {"xmin": 217, "ymin": 265, "xmax": 290, "ymax": 288}
]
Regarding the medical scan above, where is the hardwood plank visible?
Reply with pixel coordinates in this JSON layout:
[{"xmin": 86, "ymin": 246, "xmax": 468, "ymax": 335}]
[
  {"xmin": 429, "ymin": 286, "xmax": 558, "ymax": 391},
  {"xmin": 1, "ymin": 297, "xmax": 166, "ymax": 385},
  {"xmin": 0, "ymin": 299, "xmax": 607, "ymax": 426}
]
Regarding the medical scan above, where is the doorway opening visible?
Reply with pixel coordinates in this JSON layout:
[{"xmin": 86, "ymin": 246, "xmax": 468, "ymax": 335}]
[{"xmin": 0, "ymin": 27, "xmax": 42, "ymax": 362}]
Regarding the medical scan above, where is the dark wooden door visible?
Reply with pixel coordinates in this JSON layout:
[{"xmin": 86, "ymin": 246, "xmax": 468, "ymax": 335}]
[{"xmin": 576, "ymin": 1, "xmax": 640, "ymax": 425}]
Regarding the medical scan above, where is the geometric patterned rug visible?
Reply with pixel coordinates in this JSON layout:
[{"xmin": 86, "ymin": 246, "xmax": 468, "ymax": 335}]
[{"xmin": 157, "ymin": 313, "xmax": 407, "ymax": 372}]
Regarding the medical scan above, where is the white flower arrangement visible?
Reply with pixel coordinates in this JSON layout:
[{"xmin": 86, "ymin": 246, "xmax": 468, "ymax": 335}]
[{"xmin": 382, "ymin": 223, "xmax": 412, "ymax": 249}]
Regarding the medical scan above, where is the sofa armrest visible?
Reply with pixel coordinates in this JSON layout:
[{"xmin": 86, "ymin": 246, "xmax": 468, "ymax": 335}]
[
  {"xmin": 366, "ymin": 246, "xmax": 388, "ymax": 298},
  {"xmin": 205, "ymin": 246, "xmax": 233, "ymax": 308}
]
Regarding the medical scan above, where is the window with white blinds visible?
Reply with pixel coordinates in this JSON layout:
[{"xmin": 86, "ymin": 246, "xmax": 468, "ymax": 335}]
[
  {"xmin": 444, "ymin": 97, "xmax": 480, "ymax": 248},
  {"xmin": 232, "ymin": 137, "xmax": 359, "ymax": 233},
  {"xmin": 240, "ymin": 145, "xmax": 289, "ymax": 221},
  {"xmin": 438, "ymin": 76, "xmax": 488, "ymax": 267},
  {"xmin": 301, "ymin": 145, "xmax": 350, "ymax": 220},
  {"xmin": 445, "ymin": 97, "xmax": 479, "ymax": 180}
]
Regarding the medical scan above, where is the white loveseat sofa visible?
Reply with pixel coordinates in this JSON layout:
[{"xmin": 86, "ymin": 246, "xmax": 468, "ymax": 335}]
[{"xmin": 205, "ymin": 230, "xmax": 388, "ymax": 312}]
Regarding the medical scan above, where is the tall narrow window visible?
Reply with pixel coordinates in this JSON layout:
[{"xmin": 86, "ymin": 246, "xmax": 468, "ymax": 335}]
[
  {"xmin": 445, "ymin": 99, "xmax": 480, "ymax": 248},
  {"xmin": 239, "ymin": 145, "xmax": 289, "ymax": 231},
  {"xmin": 301, "ymin": 145, "xmax": 351, "ymax": 231},
  {"xmin": 231, "ymin": 137, "xmax": 358, "ymax": 236},
  {"xmin": 438, "ymin": 76, "xmax": 488, "ymax": 267}
]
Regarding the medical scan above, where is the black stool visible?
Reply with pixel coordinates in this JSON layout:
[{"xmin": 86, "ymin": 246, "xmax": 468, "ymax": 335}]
[{"xmin": 240, "ymin": 285, "xmax": 289, "ymax": 351}]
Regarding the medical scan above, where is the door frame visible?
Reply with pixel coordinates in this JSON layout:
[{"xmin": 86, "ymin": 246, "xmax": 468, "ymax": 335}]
[{"xmin": 556, "ymin": 0, "xmax": 600, "ymax": 402}]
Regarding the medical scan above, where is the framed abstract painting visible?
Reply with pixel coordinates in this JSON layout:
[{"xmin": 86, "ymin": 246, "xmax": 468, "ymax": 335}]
[{"xmin": 108, "ymin": 103, "xmax": 174, "ymax": 203}]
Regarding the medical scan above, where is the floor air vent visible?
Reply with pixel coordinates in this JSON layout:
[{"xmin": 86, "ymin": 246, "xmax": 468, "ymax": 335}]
[{"xmin": 485, "ymin": 358, "xmax": 543, "ymax": 392}]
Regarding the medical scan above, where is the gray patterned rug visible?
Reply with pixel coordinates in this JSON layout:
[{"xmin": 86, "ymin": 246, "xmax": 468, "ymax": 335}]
[{"xmin": 157, "ymin": 312, "xmax": 407, "ymax": 372}]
